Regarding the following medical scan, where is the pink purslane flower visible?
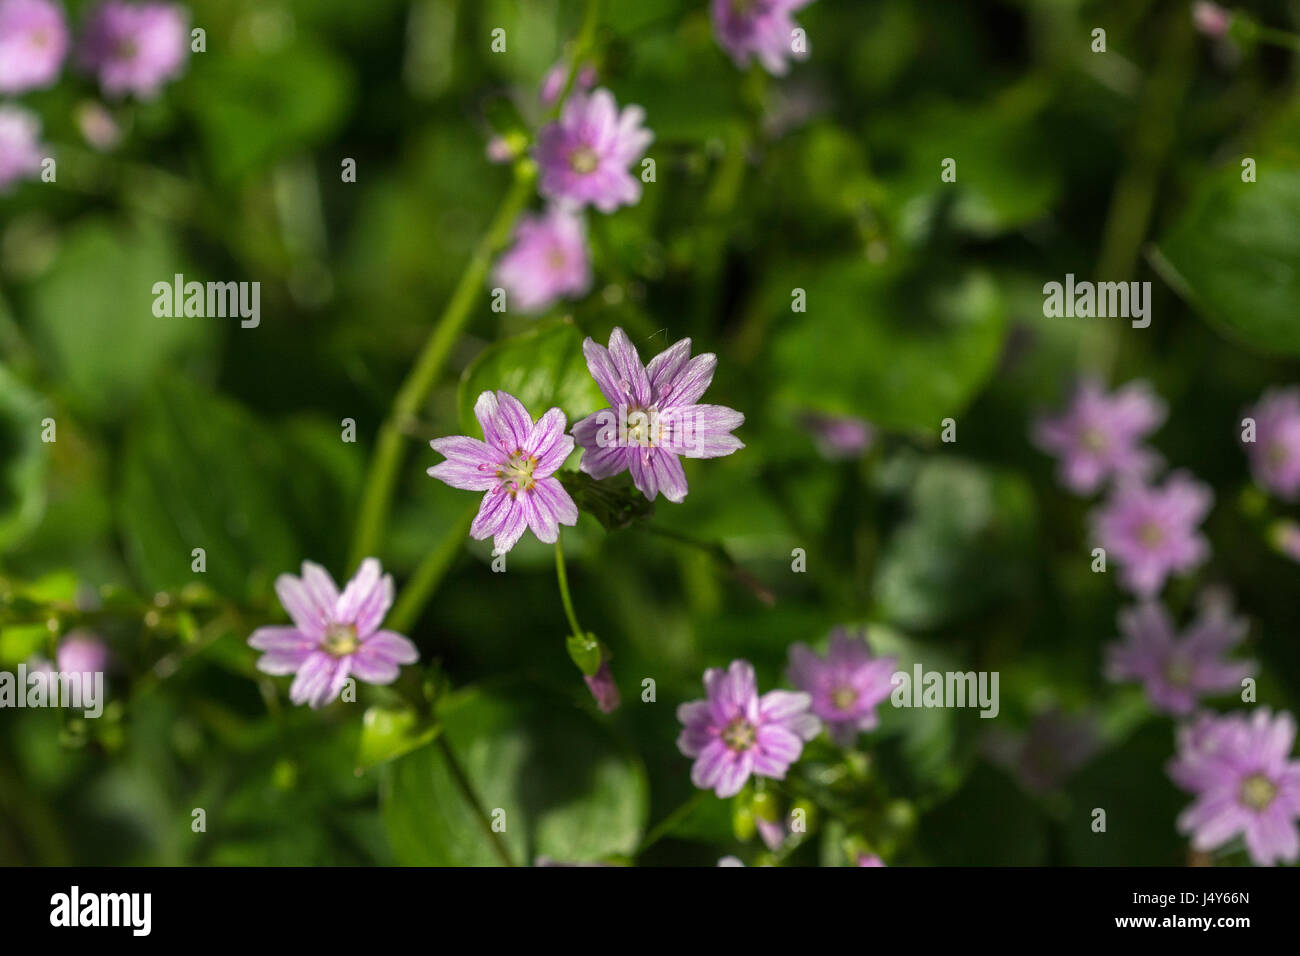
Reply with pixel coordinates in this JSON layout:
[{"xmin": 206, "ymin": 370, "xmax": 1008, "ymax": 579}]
[
  {"xmin": 711, "ymin": 0, "xmax": 815, "ymax": 75},
  {"xmin": 1106, "ymin": 600, "xmax": 1253, "ymax": 716},
  {"xmin": 428, "ymin": 390, "xmax": 580, "ymax": 554},
  {"xmin": 787, "ymin": 628, "xmax": 896, "ymax": 747},
  {"xmin": 492, "ymin": 207, "xmax": 592, "ymax": 314},
  {"xmin": 535, "ymin": 88, "xmax": 652, "ymax": 213},
  {"xmin": 1091, "ymin": 471, "xmax": 1213, "ymax": 598},
  {"xmin": 0, "ymin": 104, "xmax": 44, "ymax": 190},
  {"xmin": 248, "ymin": 559, "xmax": 418, "ymax": 709},
  {"xmin": 0, "ymin": 0, "xmax": 69, "ymax": 94},
  {"xmin": 856, "ymin": 853, "xmax": 886, "ymax": 867},
  {"xmin": 78, "ymin": 0, "xmax": 188, "ymax": 100},
  {"xmin": 1192, "ymin": 2, "xmax": 1233, "ymax": 39},
  {"xmin": 677, "ymin": 659, "xmax": 820, "ymax": 798},
  {"xmin": 1032, "ymin": 378, "xmax": 1166, "ymax": 495},
  {"xmin": 1242, "ymin": 388, "xmax": 1300, "ymax": 500},
  {"xmin": 571, "ymin": 327, "xmax": 745, "ymax": 503},
  {"xmin": 57, "ymin": 632, "xmax": 110, "ymax": 675},
  {"xmin": 800, "ymin": 411, "xmax": 874, "ymax": 460},
  {"xmin": 584, "ymin": 659, "xmax": 620, "ymax": 714},
  {"xmin": 540, "ymin": 59, "xmax": 597, "ymax": 108},
  {"xmin": 1168, "ymin": 709, "xmax": 1300, "ymax": 866}
]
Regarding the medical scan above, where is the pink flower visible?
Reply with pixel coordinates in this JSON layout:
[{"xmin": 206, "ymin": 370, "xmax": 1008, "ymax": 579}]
[
  {"xmin": 677, "ymin": 660, "xmax": 820, "ymax": 798},
  {"xmin": 57, "ymin": 632, "xmax": 109, "ymax": 675},
  {"xmin": 1192, "ymin": 2, "xmax": 1233, "ymax": 39},
  {"xmin": 0, "ymin": 0, "xmax": 69, "ymax": 94},
  {"xmin": 491, "ymin": 207, "xmax": 592, "ymax": 314},
  {"xmin": 1106, "ymin": 600, "xmax": 1253, "ymax": 716},
  {"xmin": 711, "ymin": 0, "xmax": 815, "ymax": 75},
  {"xmin": 540, "ymin": 60, "xmax": 597, "ymax": 108},
  {"xmin": 800, "ymin": 411, "xmax": 874, "ymax": 460},
  {"xmin": 428, "ymin": 390, "xmax": 580, "ymax": 554},
  {"xmin": 1168, "ymin": 709, "xmax": 1300, "ymax": 866},
  {"xmin": 78, "ymin": 0, "xmax": 188, "ymax": 100},
  {"xmin": 787, "ymin": 628, "xmax": 896, "ymax": 747},
  {"xmin": 856, "ymin": 853, "xmax": 886, "ymax": 867},
  {"xmin": 1091, "ymin": 472, "xmax": 1213, "ymax": 598},
  {"xmin": 0, "ymin": 104, "xmax": 45, "ymax": 190},
  {"xmin": 584, "ymin": 660, "xmax": 621, "ymax": 714},
  {"xmin": 1032, "ymin": 378, "xmax": 1166, "ymax": 495},
  {"xmin": 535, "ymin": 88, "xmax": 653, "ymax": 213},
  {"xmin": 1242, "ymin": 388, "xmax": 1300, "ymax": 500},
  {"xmin": 248, "ymin": 559, "xmax": 418, "ymax": 709},
  {"xmin": 571, "ymin": 328, "xmax": 745, "ymax": 503}
]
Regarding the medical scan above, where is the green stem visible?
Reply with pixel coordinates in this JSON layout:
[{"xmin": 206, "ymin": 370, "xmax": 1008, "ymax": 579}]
[
  {"xmin": 642, "ymin": 525, "xmax": 775, "ymax": 606},
  {"xmin": 554, "ymin": 534, "xmax": 584, "ymax": 638},
  {"xmin": 436, "ymin": 735, "xmax": 516, "ymax": 866},
  {"xmin": 636, "ymin": 790, "xmax": 708, "ymax": 857},
  {"xmin": 349, "ymin": 167, "xmax": 534, "ymax": 567},
  {"xmin": 387, "ymin": 503, "xmax": 478, "ymax": 634}
]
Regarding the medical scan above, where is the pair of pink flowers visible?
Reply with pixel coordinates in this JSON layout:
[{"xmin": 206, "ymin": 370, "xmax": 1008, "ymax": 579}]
[
  {"xmin": 0, "ymin": 0, "xmax": 188, "ymax": 99},
  {"xmin": 427, "ymin": 327, "xmax": 745, "ymax": 553},
  {"xmin": 493, "ymin": 82, "xmax": 653, "ymax": 315},
  {"xmin": 1033, "ymin": 379, "xmax": 1214, "ymax": 598}
]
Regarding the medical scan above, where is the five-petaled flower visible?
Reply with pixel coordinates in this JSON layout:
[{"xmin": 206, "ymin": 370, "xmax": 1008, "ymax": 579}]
[
  {"xmin": 0, "ymin": 0, "xmax": 69, "ymax": 95},
  {"xmin": 428, "ymin": 390, "xmax": 580, "ymax": 554},
  {"xmin": 1032, "ymin": 378, "xmax": 1166, "ymax": 496},
  {"xmin": 1106, "ymin": 598, "xmax": 1253, "ymax": 716},
  {"xmin": 492, "ymin": 207, "xmax": 592, "ymax": 315},
  {"xmin": 1168, "ymin": 708, "xmax": 1300, "ymax": 866},
  {"xmin": 1091, "ymin": 471, "xmax": 1213, "ymax": 598},
  {"xmin": 249, "ymin": 559, "xmax": 418, "ymax": 710},
  {"xmin": 677, "ymin": 659, "xmax": 820, "ymax": 798},
  {"xmin": 535, "ymin": 88, "xmax": 653, "ymax": 213},
  {"xmin": 571, "ymin": 327, "xmax": 745, "ymax": 503},
  {"xmin": 787, "ymin": 628, "xmax": 896, "ymax": 747},
  {"xmin": 711, "ymin": 0, "xmax": 816, "ymax": 76},
  {"xmin": 78, "ymin": 0, "xmax": 189, "ymax": 100},
  {"xmin": 1242, "ymin": 387, "xmax": 1300, "ymax": 501}
]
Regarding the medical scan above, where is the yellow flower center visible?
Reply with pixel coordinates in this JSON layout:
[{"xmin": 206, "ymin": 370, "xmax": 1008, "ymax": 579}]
[
  {"xmin": 722, "ymin": 717, "xmax": 757, "ymax": 752},
  {"xmin": 1138, "ymin": 521, "xmax": 1165, "ymax": 548},
  {"xmin": 831, "ymin": 686, "xmax": 859, "ymax": 711},
  {"xmin": 1240, "ymin": 773, "xmax": 1277, "ymax": 811},
  {"xmin": 1164, "ymin": 655, "xmax": 1193, "ymax": 688},
  {"xmin": 322, "ymin": 624, "xmax": 359, "ymax": 657},
  {"xmin": 569, "ymin": 146, "xmax": 599, "ymax": 174},
  {"xmin": 497, "ymin": 449, "xmax": 538, "ymax": 497}
]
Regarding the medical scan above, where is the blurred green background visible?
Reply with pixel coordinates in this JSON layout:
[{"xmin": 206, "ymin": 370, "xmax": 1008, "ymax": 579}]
[{"xmin": 2, "ymin": 0, "xmax": 1299, "ymax": 866}]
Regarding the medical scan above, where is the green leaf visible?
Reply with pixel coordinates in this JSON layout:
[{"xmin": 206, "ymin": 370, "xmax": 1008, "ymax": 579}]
[
  {"xmin": 877, "ymin": 95, "xmax": 1060, "ymax": 237},
  {"xmin": 188, "ymin": 43, "xmax": 352, "ymax": 182},
  {"xmin": 382, "ymin": 683, "xmax": 648, "ymax": 865},
  {"xmin": 117, "ymin": 378, "xmax": 300, "ymax": 600},
  {"xmin": 24, "ymin": 220, "xmax": 213, "ymax": 419},
  {"xmin": 357, "ymin": 706, "xmax": 440, "ymax": 772},
  {"xmin": 1154, "ymin": 166, "xmax": 1300, "ymax": 355},
  {"xmin": 873, "ymin": 458, "xmax": 1036, "ymax": 630},
  {"xmin": 0, "ymin": 365, "xmax": 48, "ymax": 549},
  {"xmin": 769, "ymin": 263, "xmax": 1007, "ymax": 432},
  {"xmin": 565, "ymin": 633, "xmax": 603, "ymax": 677},
  {"xmin": 457, "ymin": 320, "xmax": 605, "ymax": 436}
]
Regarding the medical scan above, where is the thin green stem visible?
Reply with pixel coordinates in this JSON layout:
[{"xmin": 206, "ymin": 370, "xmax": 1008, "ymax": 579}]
[
  {"xmin": 642, "ymin": 525, "xmax": 775, "ymax": 607},
  {"xmin": 387, "ymin": 503, "xmax": 478, "ymax": 634},
  {"xmin": 636, "ymin": 790, "xmax": 708, "ymax": 857},
  {"xmin": 349, "ymin": 167, "xmax": 534, "ymax": 567},
  {"xmin": 436, "ymin": 735, "xmax": 516, "ymax": 866},
  {"xmin": 554, "ymin": 534, "xmax": 584, "ymax": 638}
]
